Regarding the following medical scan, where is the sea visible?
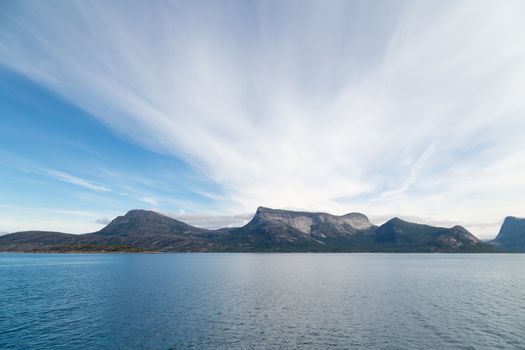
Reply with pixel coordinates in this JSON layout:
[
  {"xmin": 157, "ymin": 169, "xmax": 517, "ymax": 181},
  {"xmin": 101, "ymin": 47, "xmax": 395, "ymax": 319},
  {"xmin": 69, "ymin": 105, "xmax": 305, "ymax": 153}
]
[{"xmin": 1, "ymin": 253, "xmax": 524, "ymax": 349}]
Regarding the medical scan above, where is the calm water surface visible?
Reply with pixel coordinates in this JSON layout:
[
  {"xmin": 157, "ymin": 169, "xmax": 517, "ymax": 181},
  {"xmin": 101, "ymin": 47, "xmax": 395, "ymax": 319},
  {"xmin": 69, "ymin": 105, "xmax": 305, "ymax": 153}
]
[{"xmin": 1, "ymin": 253, "xmax": 524, "ymax": 349}]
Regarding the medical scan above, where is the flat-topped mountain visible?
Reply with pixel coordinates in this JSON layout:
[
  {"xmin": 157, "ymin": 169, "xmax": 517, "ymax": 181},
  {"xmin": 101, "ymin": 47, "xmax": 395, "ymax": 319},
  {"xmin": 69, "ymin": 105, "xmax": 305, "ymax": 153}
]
[
  {"xmin": 0, "ymin": 207, "xmax": 501, "ymax": 252},
  {"xmin": 490, "ymin": 216, "xmax": 525, "ymax": 252},
  {"xmin": 253, "ymin": 207, "xmax": 373, "ymax": 234},
  {"xmin": 217, "ymin": 207, "xmax": 377, "ymax": 252}
]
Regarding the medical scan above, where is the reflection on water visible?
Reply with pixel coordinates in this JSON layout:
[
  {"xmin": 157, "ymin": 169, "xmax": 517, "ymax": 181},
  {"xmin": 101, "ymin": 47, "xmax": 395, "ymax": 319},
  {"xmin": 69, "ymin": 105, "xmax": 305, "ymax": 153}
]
[{"xmin": 1, "ymin": 253, "xmax": 524, "ymax": 349}]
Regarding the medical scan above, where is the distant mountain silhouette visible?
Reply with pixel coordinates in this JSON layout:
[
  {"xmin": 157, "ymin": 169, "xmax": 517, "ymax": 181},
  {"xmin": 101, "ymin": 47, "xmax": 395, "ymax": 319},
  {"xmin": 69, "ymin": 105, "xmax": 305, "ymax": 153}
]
[
  {"xmin": 0, "ymin": 207, "xmax": 501, "ymax": 252},
  {"xmin": 489, "ymin": 216, "xmax": 525, "ymax": 252}
]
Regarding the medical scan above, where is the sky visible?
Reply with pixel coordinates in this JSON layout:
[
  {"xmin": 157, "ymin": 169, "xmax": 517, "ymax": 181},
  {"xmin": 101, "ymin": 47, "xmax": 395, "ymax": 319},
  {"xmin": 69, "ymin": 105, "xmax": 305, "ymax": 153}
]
[{"xmin": 1, "ymin": 0, "xmax": 524, "ymax": 238}]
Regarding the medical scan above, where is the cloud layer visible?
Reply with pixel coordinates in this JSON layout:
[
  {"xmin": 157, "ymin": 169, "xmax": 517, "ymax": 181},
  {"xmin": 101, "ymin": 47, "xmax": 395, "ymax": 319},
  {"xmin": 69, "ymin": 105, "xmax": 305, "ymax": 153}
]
[{"xmin": 1, "ymin": 0, "xmax": 525, "ymax": 237}]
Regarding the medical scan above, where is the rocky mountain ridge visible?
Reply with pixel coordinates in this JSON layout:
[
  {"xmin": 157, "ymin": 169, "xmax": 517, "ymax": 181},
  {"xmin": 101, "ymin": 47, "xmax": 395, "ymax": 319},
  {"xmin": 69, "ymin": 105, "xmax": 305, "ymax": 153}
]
[{"xmin": 0, "ymin": 207, "xmax": 507, "ymax": 252}]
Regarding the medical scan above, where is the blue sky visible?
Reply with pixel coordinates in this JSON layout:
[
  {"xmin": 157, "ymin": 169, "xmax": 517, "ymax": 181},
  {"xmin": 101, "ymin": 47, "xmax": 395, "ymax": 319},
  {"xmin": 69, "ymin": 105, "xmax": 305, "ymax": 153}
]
[
  {"xmin": 1, "ymin": 0, "xmax": 525, "ymax": 237},
  {"xmin": 0, "ymin": 68, "xmax": 227, "ymax": 232}
]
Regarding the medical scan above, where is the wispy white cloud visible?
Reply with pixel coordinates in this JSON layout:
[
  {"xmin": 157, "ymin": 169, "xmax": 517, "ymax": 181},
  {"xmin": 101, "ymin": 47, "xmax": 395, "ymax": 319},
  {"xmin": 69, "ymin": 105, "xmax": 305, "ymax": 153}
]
[
  {"xmin": 1, "ymin": 1, "xmax": 525, "ymax": 238},
  {"xmin": 46, "ymin": 169, "xmax": 112, "ymax": 193},
  {"xmin": 140, "ymin": 197, "xmax": 159, "ymax": 207}
]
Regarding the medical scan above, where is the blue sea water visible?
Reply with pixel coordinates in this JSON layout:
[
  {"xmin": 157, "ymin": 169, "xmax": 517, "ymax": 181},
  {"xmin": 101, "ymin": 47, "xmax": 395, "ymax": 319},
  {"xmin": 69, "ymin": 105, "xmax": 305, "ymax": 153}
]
[{"xmin": 1, "ymin": 253, "xmax": 524, "ymax": 349}]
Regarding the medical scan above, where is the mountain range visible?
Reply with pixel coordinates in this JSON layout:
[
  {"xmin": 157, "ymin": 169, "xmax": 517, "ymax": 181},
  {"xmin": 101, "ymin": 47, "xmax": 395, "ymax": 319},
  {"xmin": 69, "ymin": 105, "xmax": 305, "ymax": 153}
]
[{"xmin": 0, "ymin": 207, "xmax": 521, "ymax": 253}]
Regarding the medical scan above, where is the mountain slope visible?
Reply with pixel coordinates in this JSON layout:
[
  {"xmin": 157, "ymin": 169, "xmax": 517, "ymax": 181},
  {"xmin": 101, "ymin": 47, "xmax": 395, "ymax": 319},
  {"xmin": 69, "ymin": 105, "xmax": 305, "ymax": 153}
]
[
  {"xmin": 491, "ymin": 216, "xmax": 525, "ymax": 252},
  {"xmin": 0, "ymin": 231, "xmax": 79, "ymax": 252},
  {"xmin": 374, "ymin": 218, "xmax": 488, "ymax": 252},
  {"xmin": 97, "ymin": 209, "xmax": 206, "ymax": 236}
]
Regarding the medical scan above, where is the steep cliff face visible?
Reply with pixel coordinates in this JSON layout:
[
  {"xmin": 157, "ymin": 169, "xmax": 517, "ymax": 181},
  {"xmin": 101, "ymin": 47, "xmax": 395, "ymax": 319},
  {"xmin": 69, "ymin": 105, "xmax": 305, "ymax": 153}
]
[{"xmin": 492, "ymin": 216, "xmax": 525, "ymax": 252}]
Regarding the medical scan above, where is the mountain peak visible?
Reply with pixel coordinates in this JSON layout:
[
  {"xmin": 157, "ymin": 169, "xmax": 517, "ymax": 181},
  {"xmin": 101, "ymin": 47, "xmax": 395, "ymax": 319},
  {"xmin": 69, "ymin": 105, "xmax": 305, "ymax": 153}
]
[
  {"xmin": 97, "ymin": 209, "xmax": 205, "ymax": 236},
  {"xmin": 495, "ymin": 216, "xmax": 525, "ymax": 247},
  {"xmin": 255, "ymin": 206, "xmax": 274, "ymax": 215},
  {"xmin": 124, "ymin": 209, "xmax": 165, "ymax": 218},
  {"xmin": 447, "ymin": 225, "xmax": 479, "ymax": 244},
  {"xmin": 503, "ymin": 216, "xmax": 524, "ymax": 224},
  {"xmin": 385, "ymin": 217, "xmax": 409, "ymax": 225}
]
